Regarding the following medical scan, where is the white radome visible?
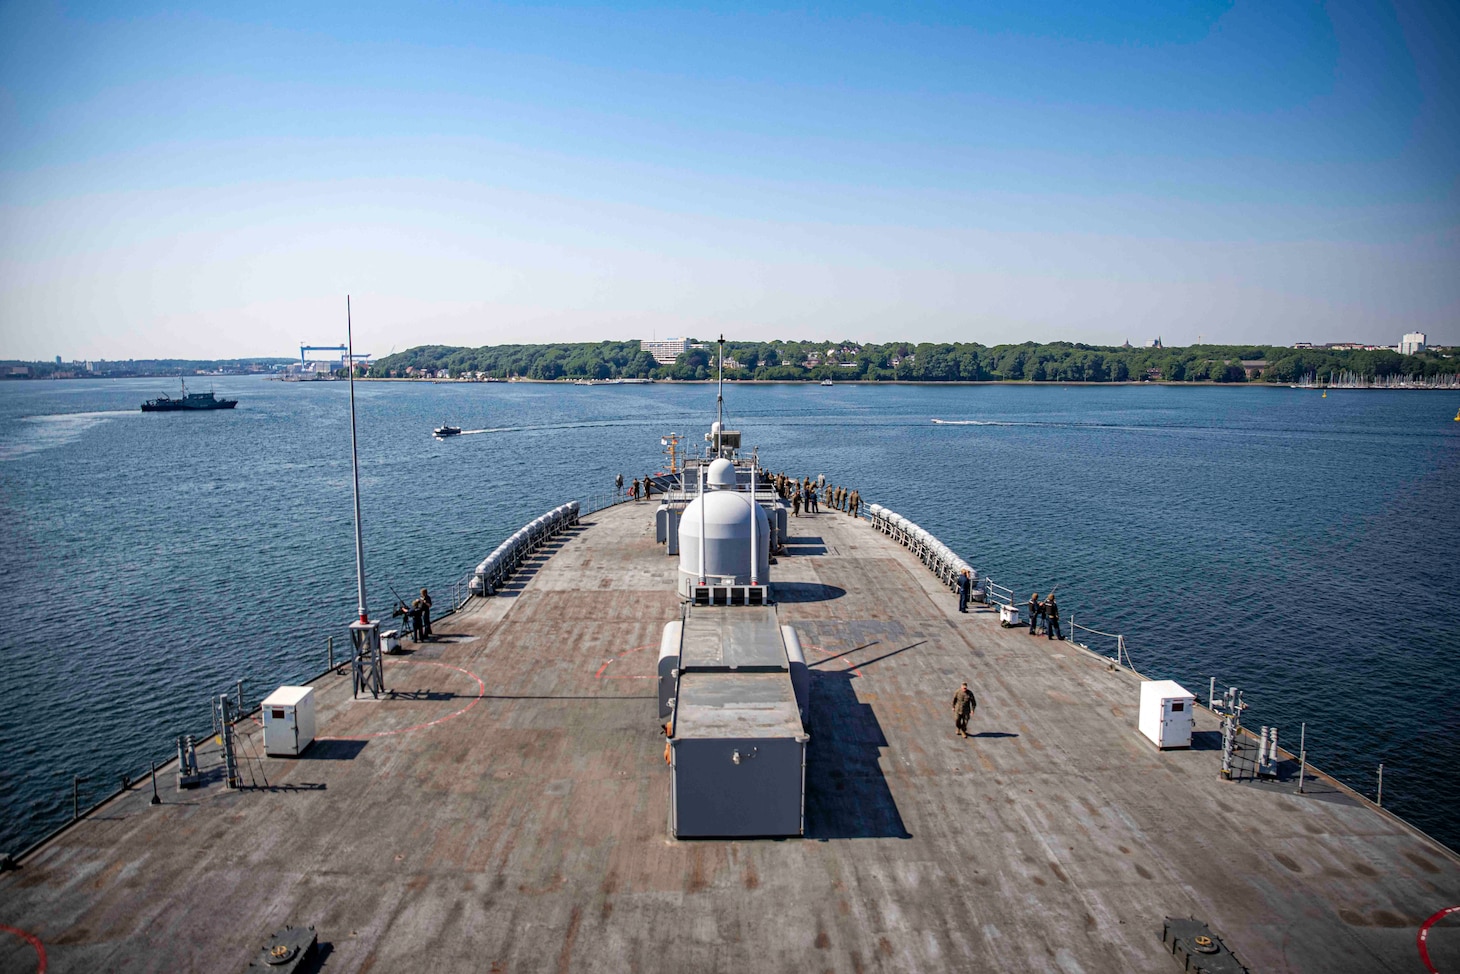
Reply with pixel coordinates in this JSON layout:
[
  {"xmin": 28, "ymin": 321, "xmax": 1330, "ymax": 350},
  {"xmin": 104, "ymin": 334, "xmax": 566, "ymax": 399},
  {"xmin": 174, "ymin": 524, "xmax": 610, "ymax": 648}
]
[
  {"xmin": 707, "ymin": 457, "xmax": 736, "ymax": 488},
  {"xmin": 677, "ymin": 489, "xmax": 771, "ymax": 585}
]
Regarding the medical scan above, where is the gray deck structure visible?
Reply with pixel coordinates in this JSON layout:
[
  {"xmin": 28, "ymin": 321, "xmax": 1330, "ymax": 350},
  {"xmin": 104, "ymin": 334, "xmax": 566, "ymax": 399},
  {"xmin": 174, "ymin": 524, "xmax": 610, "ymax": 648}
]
[
  {"xmin": 669, "ymin": 607, "xmax": 807, "ymax": 838},
  {"xmin": 3, "ymin": 500, "xmax": 1459, "ymax": 972}
]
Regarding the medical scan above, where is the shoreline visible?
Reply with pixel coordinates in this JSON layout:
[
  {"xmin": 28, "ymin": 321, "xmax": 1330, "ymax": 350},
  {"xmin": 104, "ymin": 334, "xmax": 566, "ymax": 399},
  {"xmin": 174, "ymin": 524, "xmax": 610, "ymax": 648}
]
[
  {"xmin": 11, "ymin": 374, "xmax": 1458, "ymax": 391},
  {"xmin": 354, "ymin": 376, "xmax": 1460, "ymax": 390}
]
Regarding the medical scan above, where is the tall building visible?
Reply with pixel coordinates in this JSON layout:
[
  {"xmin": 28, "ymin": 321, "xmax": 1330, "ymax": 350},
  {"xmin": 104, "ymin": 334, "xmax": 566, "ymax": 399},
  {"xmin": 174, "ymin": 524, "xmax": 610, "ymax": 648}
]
[
  {"xmin": 1399, "ymin": 332, "xmax": 1427, "ymax": 355},
  {"xmin": 640, "ymin": 338, "xmax": 689, "ymax": 364}
]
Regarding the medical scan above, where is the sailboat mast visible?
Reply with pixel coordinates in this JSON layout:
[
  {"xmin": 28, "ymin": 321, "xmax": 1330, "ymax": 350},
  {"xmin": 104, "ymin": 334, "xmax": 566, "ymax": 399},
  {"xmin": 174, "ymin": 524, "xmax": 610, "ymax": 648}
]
[{"xmin": 346, "ymin": 296, "xmax": 369, "ymax": 624}]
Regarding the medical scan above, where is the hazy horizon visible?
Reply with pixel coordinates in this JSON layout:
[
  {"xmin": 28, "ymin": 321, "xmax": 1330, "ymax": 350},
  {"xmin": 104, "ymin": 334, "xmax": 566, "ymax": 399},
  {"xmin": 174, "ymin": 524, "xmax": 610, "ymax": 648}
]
[{"xmin": 3, "ymin": 2, "xmax": 1458, "ymax": 360}]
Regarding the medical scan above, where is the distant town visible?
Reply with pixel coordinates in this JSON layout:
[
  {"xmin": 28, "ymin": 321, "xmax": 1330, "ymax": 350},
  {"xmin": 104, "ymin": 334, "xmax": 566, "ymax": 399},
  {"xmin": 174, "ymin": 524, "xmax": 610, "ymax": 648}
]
[
  {"xmin": 4, "ymin": 332, "xmax": 1454, "ymax": 387},
  {"xmin": 0, "ymin": 356, "xmax": 294, "ymax": 380}
]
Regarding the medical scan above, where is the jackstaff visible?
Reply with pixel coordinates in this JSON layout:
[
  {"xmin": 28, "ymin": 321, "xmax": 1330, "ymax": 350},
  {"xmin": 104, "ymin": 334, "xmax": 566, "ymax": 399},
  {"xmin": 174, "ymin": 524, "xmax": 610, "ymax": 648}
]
[{"xmin": 346, "ymin": 295, "xmax": 369, "ymax": 625}]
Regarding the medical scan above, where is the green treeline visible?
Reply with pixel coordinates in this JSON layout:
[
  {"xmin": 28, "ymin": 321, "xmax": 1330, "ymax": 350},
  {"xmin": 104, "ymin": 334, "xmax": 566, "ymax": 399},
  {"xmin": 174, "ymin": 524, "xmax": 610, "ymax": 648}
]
[{"xmin": 368, "ymin": 340, "xmax": 1456, "ymax": 384}]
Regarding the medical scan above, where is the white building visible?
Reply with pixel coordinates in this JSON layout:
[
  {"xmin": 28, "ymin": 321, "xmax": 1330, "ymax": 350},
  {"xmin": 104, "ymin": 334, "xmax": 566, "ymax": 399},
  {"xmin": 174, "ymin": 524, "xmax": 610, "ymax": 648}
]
[
  {"xmin": 1400, "ymin": 332, "xmax": 1427, "ymax": 355},
  {"xmin": 640, "ymin": 338, "xmax": 690, "ymax": 364}
]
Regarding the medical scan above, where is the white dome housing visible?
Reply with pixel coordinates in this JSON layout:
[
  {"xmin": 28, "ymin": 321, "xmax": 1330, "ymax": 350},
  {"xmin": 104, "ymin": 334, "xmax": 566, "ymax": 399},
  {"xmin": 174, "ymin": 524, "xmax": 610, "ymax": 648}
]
[
  {"xmin": 677, "ymin": 489, "xmax": 771, "ymax": 595},
  {"xmin": 707, "ymin": 457, "xmax": 737, "ymax": 488}
]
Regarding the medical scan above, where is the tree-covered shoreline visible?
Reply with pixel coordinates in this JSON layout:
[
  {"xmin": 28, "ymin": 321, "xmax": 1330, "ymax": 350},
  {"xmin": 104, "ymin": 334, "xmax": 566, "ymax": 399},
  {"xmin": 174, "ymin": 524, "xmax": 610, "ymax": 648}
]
[{"xmin": 368, "ymin": 340, "xmax": 1456, "ymax": 385}]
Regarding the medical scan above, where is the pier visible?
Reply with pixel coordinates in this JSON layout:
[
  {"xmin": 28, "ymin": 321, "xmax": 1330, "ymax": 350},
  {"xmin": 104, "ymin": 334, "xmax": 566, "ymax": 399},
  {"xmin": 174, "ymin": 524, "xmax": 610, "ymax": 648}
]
[{"xmin": 2, "ymin": 500, "xmax": 1457, "ymax": 972}]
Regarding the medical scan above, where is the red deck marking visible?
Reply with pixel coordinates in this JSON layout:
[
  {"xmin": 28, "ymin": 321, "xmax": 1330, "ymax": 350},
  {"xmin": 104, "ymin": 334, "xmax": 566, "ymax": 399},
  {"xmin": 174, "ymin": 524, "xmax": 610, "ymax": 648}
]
[
  {"xmin": 806, "ymin": 643, "xmax": 863, "ymax": 677},
  {"xmin": 320, "ymin": 661, "xmax": 486, "ymax": 740},
  {"xmin": 1418, "ymin": 904, "xmax": 1460, "ymax": 974},
  {"xmin": 0, "ymin": 924, "xmax": 46, "ymax": 973},
  {"xmin": 594, "ymin": 644, "xmax": 655, "ymax": 680}
]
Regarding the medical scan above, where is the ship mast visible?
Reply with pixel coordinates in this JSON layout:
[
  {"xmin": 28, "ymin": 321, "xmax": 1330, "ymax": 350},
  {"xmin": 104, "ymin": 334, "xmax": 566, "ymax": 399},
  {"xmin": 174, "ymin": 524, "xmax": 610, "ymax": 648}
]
[
  {"xmin": 716, "ymin": 335, "xmax": 725, "ymax": 458},
  {"xmin": 346, "ymin": 296, "xmax": 369, "ymax": 625}
]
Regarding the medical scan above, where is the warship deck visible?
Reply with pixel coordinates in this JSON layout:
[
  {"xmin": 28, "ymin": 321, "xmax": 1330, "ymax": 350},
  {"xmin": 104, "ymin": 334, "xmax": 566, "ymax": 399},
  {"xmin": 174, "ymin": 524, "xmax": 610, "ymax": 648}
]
[{"xmin": 3, "ymin": 499, "xmax": 1458, "ymax": 973}]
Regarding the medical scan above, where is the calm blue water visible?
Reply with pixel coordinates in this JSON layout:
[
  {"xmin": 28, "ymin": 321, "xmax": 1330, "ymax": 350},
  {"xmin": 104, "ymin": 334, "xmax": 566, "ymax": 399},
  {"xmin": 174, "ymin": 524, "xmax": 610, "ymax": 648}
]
[{"xmin": 1, "ymin": 378, "xmax": 1457, "ymax": 852}]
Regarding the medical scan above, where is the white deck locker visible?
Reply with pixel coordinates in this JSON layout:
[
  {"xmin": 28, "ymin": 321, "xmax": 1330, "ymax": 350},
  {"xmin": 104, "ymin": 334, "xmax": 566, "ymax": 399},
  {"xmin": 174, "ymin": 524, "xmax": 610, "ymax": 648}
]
[
  {"xmin": 1138, "ymin": 680, "xmax": 1195, "ymax": 749},
  {"xmin": 261, "ymin": 686, "xmax": 316, "ymax": 757}
]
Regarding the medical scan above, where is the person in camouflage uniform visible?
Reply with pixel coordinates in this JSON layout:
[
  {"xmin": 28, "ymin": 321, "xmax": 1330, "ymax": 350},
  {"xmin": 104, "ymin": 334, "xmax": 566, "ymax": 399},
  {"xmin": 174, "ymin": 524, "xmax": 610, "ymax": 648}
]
[{"xmin": 952, "ymin": 681, "xmax": 977, "ymax": 737}]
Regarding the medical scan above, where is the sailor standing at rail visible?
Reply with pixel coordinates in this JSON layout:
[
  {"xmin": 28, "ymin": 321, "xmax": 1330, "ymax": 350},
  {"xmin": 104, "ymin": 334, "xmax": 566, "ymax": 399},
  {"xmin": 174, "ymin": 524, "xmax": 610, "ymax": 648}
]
[
  {"xmin": 1028, "ymin": 593, "xmax": 1042, "ymax": 635},
  {"xmin": 1044, "ymin": 594, "xmax": 1063, "ymax": 640},
  {"xmin": 956, "ymin": 569, "xmax": 972, "ymax": 613},
  {"xmin": 419, "ymin": 587, "xmax": 433, "ymax": 639}
]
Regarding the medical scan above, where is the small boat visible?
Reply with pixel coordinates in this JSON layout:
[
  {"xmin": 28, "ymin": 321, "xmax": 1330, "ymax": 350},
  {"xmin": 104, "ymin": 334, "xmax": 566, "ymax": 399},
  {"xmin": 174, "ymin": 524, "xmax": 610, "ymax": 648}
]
[
  {"xmin": 820, "ymin": 379, "xmax": 834, "ymax": 387},
  {"xmin": 434, "ymin": 425, "xmax": 462, "ymax": 437},
  {"xmin": 140, "ymin": 379, "xmax": 237, "ymax": 412}
]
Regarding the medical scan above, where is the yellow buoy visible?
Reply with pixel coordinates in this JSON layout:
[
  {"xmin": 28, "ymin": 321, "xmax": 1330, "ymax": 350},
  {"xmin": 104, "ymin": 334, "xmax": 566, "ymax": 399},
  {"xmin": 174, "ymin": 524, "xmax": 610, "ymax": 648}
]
[
  {"xmin": 1454, "ymin": 407, "xmax": 1459, "ymax": 421},
  {"xmin": 1321, "ymin": 390, "xmax": 1327, "ymax": 398}
]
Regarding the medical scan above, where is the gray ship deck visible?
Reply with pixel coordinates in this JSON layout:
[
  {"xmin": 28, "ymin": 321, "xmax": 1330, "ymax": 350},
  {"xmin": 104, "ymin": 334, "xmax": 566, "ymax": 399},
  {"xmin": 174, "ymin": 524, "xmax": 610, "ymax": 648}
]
[{"xmin": 3, "ymin": 499, "xmax": 1458, "ymax": 973}]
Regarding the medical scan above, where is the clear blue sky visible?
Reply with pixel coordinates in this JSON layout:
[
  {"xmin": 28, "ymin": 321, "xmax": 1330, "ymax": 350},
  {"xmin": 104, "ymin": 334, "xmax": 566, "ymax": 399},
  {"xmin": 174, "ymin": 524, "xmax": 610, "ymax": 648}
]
[{"xmin": 1, "ymin": 1, "xmax": 1456, "ymax": 358}]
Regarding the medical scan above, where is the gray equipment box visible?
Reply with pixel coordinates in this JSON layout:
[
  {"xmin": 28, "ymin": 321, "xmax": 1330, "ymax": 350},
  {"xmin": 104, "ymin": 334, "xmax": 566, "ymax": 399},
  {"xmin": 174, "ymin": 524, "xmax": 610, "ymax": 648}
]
[
  {"xmin": 672, "ymin": 729, "xmax": 806, "ymax": 837},
  {"xmin": 667, "ymin": 607, "xmax": 808, "ymax": 838}
]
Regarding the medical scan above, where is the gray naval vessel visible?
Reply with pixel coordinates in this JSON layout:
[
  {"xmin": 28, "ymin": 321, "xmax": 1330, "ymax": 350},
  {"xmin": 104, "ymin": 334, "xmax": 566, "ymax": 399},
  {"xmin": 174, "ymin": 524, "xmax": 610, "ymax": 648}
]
[{"xmin": 3, "ymin": 357, "xmax": 1459, "ymax": 974}]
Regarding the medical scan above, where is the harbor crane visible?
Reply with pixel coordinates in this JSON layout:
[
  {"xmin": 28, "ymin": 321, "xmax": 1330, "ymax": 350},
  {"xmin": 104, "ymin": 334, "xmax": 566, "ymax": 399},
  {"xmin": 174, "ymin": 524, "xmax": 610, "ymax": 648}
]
[{"xmin": 300, "ymin": 344, "xmax": 371, "ymax": 366}]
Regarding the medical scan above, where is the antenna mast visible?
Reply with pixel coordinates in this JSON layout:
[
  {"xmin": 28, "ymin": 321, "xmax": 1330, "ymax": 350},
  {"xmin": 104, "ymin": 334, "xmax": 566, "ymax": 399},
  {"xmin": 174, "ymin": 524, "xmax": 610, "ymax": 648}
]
[
  {"xmin": 716, "ymin": 335, "xmax": 725, "ymax": 457},
  {"xmin": 346, "ymin": 296, "xmax": 368, "ymax": 624}
]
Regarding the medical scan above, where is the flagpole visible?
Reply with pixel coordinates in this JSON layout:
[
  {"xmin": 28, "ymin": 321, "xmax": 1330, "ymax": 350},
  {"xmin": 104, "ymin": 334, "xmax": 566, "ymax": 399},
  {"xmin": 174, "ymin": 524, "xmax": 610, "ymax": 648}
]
[{"xmin": 346, "ymin": 295, "xmax": 369, "ymax": 624}]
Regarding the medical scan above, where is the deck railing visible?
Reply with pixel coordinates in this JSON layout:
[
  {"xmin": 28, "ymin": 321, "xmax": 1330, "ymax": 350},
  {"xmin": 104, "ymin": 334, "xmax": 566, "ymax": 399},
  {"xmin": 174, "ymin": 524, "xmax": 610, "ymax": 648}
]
[
  {"xmin": 1069, "ymin": 619, "xmax": 1134, "ymax": 670},
  {"xmin": 469, "ymin": 502, "xmax": 581, "ymax": 597},
  {"xmin": 982, "ymin": 580, "xmax": 1014, "ymax": 610},
  {"xmin": 440, "ymin": 485, "xmax": 648, "ymax": 614}
]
